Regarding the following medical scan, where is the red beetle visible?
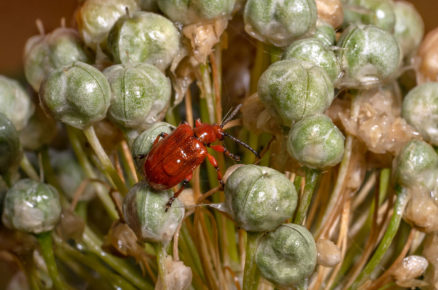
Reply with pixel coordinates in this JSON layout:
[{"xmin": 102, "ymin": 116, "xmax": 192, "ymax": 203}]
[{"xmin": 142, "ymin": 105, "xmax": 259, "ymax": 209}]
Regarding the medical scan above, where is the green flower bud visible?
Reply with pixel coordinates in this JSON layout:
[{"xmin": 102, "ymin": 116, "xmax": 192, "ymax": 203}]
[
  {"xmin": 2, "ymin": 179, "xmax": 61, "ymax": 234},
  {"xmin": 337, "ymin": 25, "xmax": 401, "ymax": 87},
  {"xmin": 343, "ymin": 0, "xmax": 395, "ymax": 31},
  {"xmin": 244, "ymin": 0, "xmax": 317, "ymax": 47},
  {"xmin": 157, "ymin": 0, "xmax": 235, "ymax": 25},
  {"xmin": 50, "ymin": 150, "xmax": 94, "ymax": 201},
  {"xmin": 39, "ymin": 61, "xmax": 111, "ymax": 129},
  {"xmin": 24, "ymin": 27, "xmax": 93, "ymax": 92},
  {"xmin": 282, "ymin": 38, "xmax": 340, "ymax": 82},
  {"xmin": 19, "ymin": 106, "xmax": 57, "ymax": 151},
  {"xmin": 255, "ymin": 224, "xmax": 317, "ymax": 286},
  {"xmin": 123, "ymin": 182, "xmax": 184, "ymax": 243},
  {"xmin": 107, "ymin": 12, "xmax": 180, "ymax": 70},
  {"xmin": 131, "ymin": 122, "xmax": 174, "ymax": 167},
  {"xmin": 287, "ymin": 114, "xmax": 345, "ymax": 169},
  {"xmin": 402, "ymin": 83, "xmax": 438, "ymax": 145},
  {"xmin": 314, "ymin": 21, "xmax": 337, "ymax": 47},
  {"xmin": 139, "ymin": 0, "xmax": 158, "ymax": 11},
  {"xmin": 0, "ymin": 113, "xmax": 22, "ymax": 175},
  {"xmin": 76, "ymin": 0, "xmax": 140, "ymax": 49},
  {"xmin": 258, "ymin": 60, "xmax": 334, "ymax": 126},
  {"xmin": 104, "ymin": 63, "xmax": 171, "ymax": 129},
  {"xmin": 395, "ymin": 140, "xmax": 438, "ymax": 187},
  {"xmin": 393, "ymin": 1, "xmax": 424, "ymax": 57},
  {"xmin": 224, "ymin": 165, "xmax": 297, "ymax": 232},
  {"xmin": 0, "ymin": 76, "xmax": 34, "ymax": 131}
]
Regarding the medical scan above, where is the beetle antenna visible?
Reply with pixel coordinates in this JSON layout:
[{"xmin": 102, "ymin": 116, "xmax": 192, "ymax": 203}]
[
  {"xmin": 220, "ymin": 104, "xmax": 242, "ymax": 128},
  {"xmin": 223, "ymin": 132, "xmax": 260, "ymax": 158}
]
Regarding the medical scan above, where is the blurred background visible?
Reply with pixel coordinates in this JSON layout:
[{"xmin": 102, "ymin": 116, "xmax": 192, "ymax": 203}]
[{"xmin": 0, "ymin": 0, "xmax": 437, "ymax": 78}]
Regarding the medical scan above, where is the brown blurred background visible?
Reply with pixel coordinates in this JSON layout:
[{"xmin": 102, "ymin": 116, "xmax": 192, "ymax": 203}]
[{"xmin": 0, "ymin": 0, "xmax": 437, "ymax": 78}]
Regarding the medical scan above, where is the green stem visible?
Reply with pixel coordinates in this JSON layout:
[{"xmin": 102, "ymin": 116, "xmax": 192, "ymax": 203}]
[
  {"xmin": 243, "ymin": 130, "xmax": 258, "ymax": 164},
  {"xmin": 294, "ymin": 168, "xmax": 321, "ymax": 225},
  {"xmin": 82, "ymin": 226, "xmax": 153, "ymax": 290},
  {"xmin": 22, "ymin": 254, "xmax": 40, "ymax": 290},
  {"xmin": 36, "ymin": 232, "xmax": 69, "ymax": 290},
  {"xmin": 243, "ymin": 232, "xmax": 262, "ymax": 290},
  {"xmin": 350, "ymin": 186, "xmax": 409, "ymax": 289},
  {"xmin": 181, "ymin": 225, "xmax": 205, "ymax": 281},
  {"xmin": 200, "ymin": 63, "xmax": 215, "ymax": 124},
  {"xmin": 155, "ymin": 243, "xmax": 168, "ymax": 290},
  {"xmin": 82, "ymin": 126, "xmax": 128, "ymax": 196},
  {"xmin": 66, "ymin": 126, "xmax": 118, "ymax": 220},
  {"xmin": 118, "ymin": 145, "xmax": 136, "ymax": 187},
  {"xmin": 20, "ymin": 154, "xmax": 39, "ymax": 181}
]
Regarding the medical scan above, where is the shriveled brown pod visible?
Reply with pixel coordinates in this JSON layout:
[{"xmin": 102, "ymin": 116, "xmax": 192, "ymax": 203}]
[
  {"xmin": 315, "ymin": 0, "xmax": 343, "ymax": 28},
  {"xmin": 417, "ymin": 27, "xmax": 438, "ymax": 83},
  {"xmin": 316, "ymin": 239, "xmax": 341, "ymax": 267},
  {"xmin": 392, "ymin": 255, "xmax": 428, "ymax": 288}
]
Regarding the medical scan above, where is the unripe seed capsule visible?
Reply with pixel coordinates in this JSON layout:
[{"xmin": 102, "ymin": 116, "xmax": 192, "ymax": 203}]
[
  {"xmin": 314, "ymin": 20, "xmax": 337, "ymax": 47},
  {"xmin": 224, "ymin": 164, "xmax": 297, "ymax": 232},
  {"xmin": 393, "ymin": 1, "xmax": 424, "ymax": 58},
  {"xmin": 0, "ymin": 113, "xmax": 22, "ymax": 175},
  {"xmin": 255, "ymin": 224, "xmax": 317, "ymax": 286},
  {"xmin": 2, "ymin": 179, "xmax": 61, "ymax": 234},
  {"xmin": 343, "ymin": 0, "xmax": 395, "ymax": 32}
]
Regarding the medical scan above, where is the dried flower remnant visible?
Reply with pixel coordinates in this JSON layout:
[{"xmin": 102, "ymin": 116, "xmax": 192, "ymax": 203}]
[
  {"xmin": 316, "ymin": 239, "xmax": 341, "ymax": 267},
  {"xmin": 315, "ymin": 0, "xmax": 344, "ymax": 28},
  {"xmin": 404, "ymin": 186, "xmax": 438, "ymax": 233},
  {"xmin": 155, "ymin": 256, "xmax": 192, "ymax": 290},
  {"xmin": 417, "ymin": 27, "xmax": 438, "ymax": 83},
  {"xmin": 334, "ymin": 89, "xmax": 417, "ymax": 154},
  {"xmin": 424, "ymin": 234, "xmax": 438, "ymax": 289},
  {"xmin": 392, "ymin": 255, "xmax": 428, "ymax": 288},
  {"xmin": 241, "ymin": 94, "xmax": 282, "ymax": 135}
]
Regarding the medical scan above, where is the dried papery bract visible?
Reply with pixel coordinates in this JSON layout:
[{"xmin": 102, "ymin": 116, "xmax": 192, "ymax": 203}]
[
  {"xmin": 258, "ymin": 60, "xmax": 334, "ymax": 126},
  {"xmin": 255, "ymin": 224, "xmax": 317, "ymax": 287},
  {"xmin": 392, "ymin": 255, "xmax": 428, "ymax": 288},
  {"xmin": 337, "ymin": 25, "xmax": 401, "ymax": 88},
  {"xmin": 402, "ymin": 83, "xmax": 438, "ymax": 145},
  {"xmin": 131, "ymin": 122, "xmax": 174, "ymax": 168},
  {"xmin": 24, "ymin": 26, "xmax": 93, "ymax": 91},
  {"xmin": 315, "ymin": 0, "xmax": 343, "ymax": 28},
  {"xmin": 104, "ymin": 63, "xmax": 172, "ymax": 130},
  {"xmin": 404, "ymin": 186, "xmax": 438, "ymax": 233},
  {"xmin": 19, "ymin": 106, "xmax": 57, "ymax": 151},
  {"xmin": 336, "ymin": 88, "xmax": 417, "ymax": 155},
  {"xmin": 244, "ymin": 0, "xmax": 317, "ymax": 47},
  {"xmin": 343, "ymin": 0, "xmax": 395, "ymax": 32},
  {"xmin": 417, "ymin": 27, "xmax": 438, "ymax": 83},
  {"xmin": 241, "ymin": 94, "xmax": 282, "ymax": 135},
  {"xmin": 393, "ymin": 1, "xmax": 424, "ymax": 58},
  {"xmin": 155, "ymin": 256, "xmax": 192, "ymax": 290},
  {"xmin": 107, "ymin": 11, "xmax": 181, "ymax": 71},
  {"xmin": 224, "ymin": 165, "xmax": 297, "ymax": 232},
  {"xmin": 39, "ymin": 61, "xmax": 111, "ymax": 129},
  {"xmin": 316, "ymin": 238, "xmax": 341, "ymax": 267},
  {"xmin": 0, "ymin": 76, "xmax": 34, "ymax": 131},
  {"xmin": 75, "ymin": 0, "xmax": 140, "ymax": 50}
]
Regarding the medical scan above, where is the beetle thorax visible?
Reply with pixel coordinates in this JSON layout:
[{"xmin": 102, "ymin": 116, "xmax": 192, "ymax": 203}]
[{"xmin": 194, "ymin": 124, "xmax": 223, "ymax": 144}]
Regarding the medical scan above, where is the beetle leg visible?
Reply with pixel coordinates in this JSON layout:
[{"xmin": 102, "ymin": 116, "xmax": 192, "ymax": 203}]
[
  {"xmin": 165, "ymin": 173, "xmax": 193, "ymax": 211},
  {"xmin": 195, "ymin": 119, "xmax": 202, "ymax": 128},
  {"xmin": 133, "ymin": 153, "xmax": 147, "ymax": 161},
  {"xmin": 152, "ymin": 132, "xmax": 169, "ymax": 146},
  {"xmin": 206, "ymin": 153, "xmax": 224, "ymax": 187},
  {"xmin": 210, "ymin": 145, "xmax": 240, "ymax": 162}
]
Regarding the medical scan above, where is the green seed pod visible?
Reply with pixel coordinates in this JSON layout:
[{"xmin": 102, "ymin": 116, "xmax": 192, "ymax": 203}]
[
  {"xmin": 0, "ymin": 113, "xmax": 22, "ymax": 175},
  {"xmin": 2, "ymin": 179, "xmax": 61, "ymax": 234},
  {"xmin": 282, "ymin": 38, "xmax": 340, "ymax": 82},
  {"xmin": 76, "ymin": 0, "xmax": 140, "ymax": 49},
  {"xmin": 287, "ymin": 114, "xmax": 345, "ymax": 169},
  {"xmin": 393, "ymin": 1, "xmax": 424, "ymax": 58},
  {"xmin": 104, "ymin": 63, "xmax": 171, "ymax": 129},
  {"xmin": 131, "ymin": 122, "xmax": 174, "ymax": 168},
  {"xmin": 255, "ymin": 224, "xmax": 317, "ymax": 286},
  {"xmin": 244, "ymin": 0, "xmax": 317, "ymax": 47},
  {"xmin": 0, "ymin": 76, "xmax": 34, "ymax": 131},
  {"xmin": 402, "ymin": 83, "xmax": 438, "ymax": 145},
  {"xmin": 24, "ymin": 27, "xmax": 93, "ymax": 92},
  {"xmin": 157, "ymin": 0, "xmax": 236, "ymax": 25},
  {"xmin": 50, "ymin": 150, "xmax": 94, "ymax": 201},
  {"xmin": 343, "ymin": 0, "xmax": 395, "ymax": 32},
  {"xmin": 123, "ymin": 182, "xmax": 184, "ymax": 243},
  {"xmin": 258, "ymin": 60, "xmax": 334, "ymax": 126},
  {"xmin": 395, "ymin": 140, "xmax": 438, "ymax": 187},
  {"xmin": 39, "ymin": 61, "xmax": 111, "ymax": 129},
  {"xmin": 224, "ymin": 165, "xmax": 297, "ymax": 232},
  {"xmin": 337, "ymin": 25, "xmax": 401, "ymax": 87},
  {"xmin": 139, "ymin": 0, "xmax": 158, "ymax": 11},
  {"xmin": 314, "ymin": 21, "xmax": 337, "ymax": 47},
  {"xmin": 107, "ymin": 12, "xmax": 180, "ymax": 70}
]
